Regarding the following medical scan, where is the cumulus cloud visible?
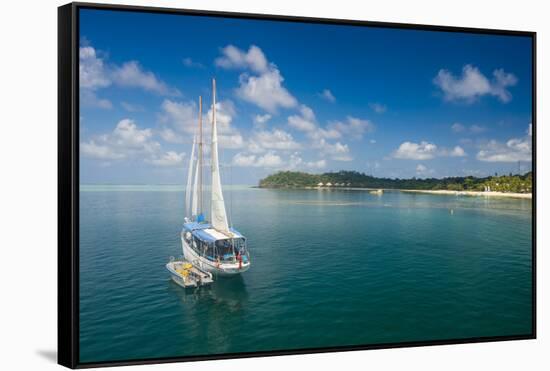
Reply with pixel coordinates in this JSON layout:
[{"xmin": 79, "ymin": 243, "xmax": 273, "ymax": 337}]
[
  {"xmin": 81, "ymin": 90, "xmax": 112, "ymax": 109},
  {"xmin": 146, "ymin": 151, "xmax": 185, "ymax": 167},
  {"xmin": 306, "ymin": 159, "xmax": 327, "ymax": 169},
  {"xmin": 81, "ymin": 119, "xmax": 183, "ymax": 167},
  {"xmin": 216, "ymin": 45, "xmax": 297, "ymax": 113},
  {"xmin": 121, "ymin": 102, "xmax": 144, "ymax": 112},
  {"xmin": 232, "ymin": 151, "xmax": 283, "ymax": 168},
  {"xmin": 250, "ymin": 129, "xmax": 301, "ymax": 152},
  {"xmin": 80, "ymin": 46, "xmax": 111, "ymax": 90},
  {"xmin": 319, "ymin": 89, "xmax": 336, "ymax": 102},
  {"xmin": 79, "ymin": 44, "xmax": 180, "ymax": 102},
  {"xmin": 314, "ymin": 139, "xmax": 353, "ymax": 161},
  {"xmin": 434, "ymin": 64, "xmax": 517, "ymax": 103},
  {"xmin": 159, "ymin": 98, "xmax": 244, "ymax": 149},
  {"xmin": 111, "ymin": 61, "xmax": 181, "ymax": 96},
  {"xmin": 253, "ymin": 113, "xmax": 272, "ymax": 128},
  {"xmin": 476, "ymin": 125, "xmax": 532, "ymax": 162},
  {"xmin": 393, "ymin": 141, "xmax": 438, "ymax": 160},
  {"xmin": 236, "ymin": 69, "xmax": 297, "ymax": 113},
  {"xmin": 288, "ymin": 105, "xmax": 318, "ymax": 132},
  {"xmin": 216, "ymin": 45, "xmax": 269, "ymax": 73},
  {"xmin": 441, "ymin": 146, "xmax": 467, "ymax": 157},
  {"xmin": 328, "ymin": 116, "xmax": 375, "ymax": 140},
  {"xmin": 392, "ymin": 141, "xmax": 466, "ymax": 160}
]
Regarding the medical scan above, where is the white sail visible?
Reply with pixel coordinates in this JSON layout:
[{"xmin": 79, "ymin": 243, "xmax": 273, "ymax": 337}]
[
  {"xmin": 210, "ymin": 78, "xmax": 229, "ymax": 233},
  {"xmin": 185, "ymin": 136, "xmax": 196, "ymax": 217},
  {"xmin": 191, "ymin": 157, "xmax": 200, "ymax": 217}
]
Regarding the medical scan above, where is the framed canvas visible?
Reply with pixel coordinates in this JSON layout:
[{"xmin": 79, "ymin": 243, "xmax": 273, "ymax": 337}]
[{"xmin": 58, "ymin": 2, "xmax": 536, "ymax": 368}]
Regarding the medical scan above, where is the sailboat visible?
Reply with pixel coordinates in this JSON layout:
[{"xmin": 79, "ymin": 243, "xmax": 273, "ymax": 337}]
[{"xmin": 178, "ymin": 78, "xmax": 250, "ymax": 276}]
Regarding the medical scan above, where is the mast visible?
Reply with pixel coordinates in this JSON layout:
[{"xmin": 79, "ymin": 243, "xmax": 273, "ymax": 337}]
[
  {"xmin": 210, "ymin": 78, "xmax": 230, "ymax": 233},
  {"xmin": 185, "ymin": 135, "xmax": 196, "ymax": 218},
  {"xmin": 198, "ymin": 96, "xmax": 203, "ymax": 217}
]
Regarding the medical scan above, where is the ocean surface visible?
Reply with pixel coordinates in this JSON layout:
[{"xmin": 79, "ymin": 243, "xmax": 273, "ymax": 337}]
[{"xmin": 79, "ymin": 185, "xmax": 533, "ymax": 363}]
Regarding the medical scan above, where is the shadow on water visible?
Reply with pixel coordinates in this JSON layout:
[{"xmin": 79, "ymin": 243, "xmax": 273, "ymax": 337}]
[{"xmin": 166, "ymin": 274, "xmax": 249, "ymax": 310}]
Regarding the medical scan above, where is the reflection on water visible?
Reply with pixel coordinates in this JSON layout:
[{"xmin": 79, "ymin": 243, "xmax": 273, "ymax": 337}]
[{"xmin": 79, "ymin": 186, "xmax": 532, "ymax": 363}]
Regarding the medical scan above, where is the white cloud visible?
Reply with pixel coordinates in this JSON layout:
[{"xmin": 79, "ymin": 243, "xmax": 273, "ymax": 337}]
[
  {"xmin": 393, "ymin": 141, "xmax": 466, "ymax": 160},
  {"xmin": 160, "ymin": 99, "xmax": 197, "ymax": 134},
  {"xmin": 79, "ymin": 44, "xmax": 180, "ymax": 107},
  {"xmin": 232, "ymin": 151, "xmax": 283, "ymax": 168},
  {"xmin": 328, "ymin": 116, "xmax": 375, "ymax": 140},
  {"xmin": 319, "ymin": 89, "xmax": 336, "ymax": 103},
  {"xmin": 205, "ymin": 100, "xmax": 236, "ymax": 133},
  {"xmin": 314, "ymin": 139, "xmax": 353, "ymax": 161},
  {"xmin": 218, "ymin": 133, "xmax": 245, "ymax": 149},
  {"xmin": 527, "ymin": 123, "xmax": 532, "ymax": 137},
  {"xmin": 121, "ymin": 102, "xmax": 144, "ymax": 112},
  {"xmin": 216, "ymin": 45, "xmax": 269, "ymax": 73},
  {"xmin": 306, "ymin": 159, "xmax": 327, "ymax": 169},
  {"xmin": 476, "ymin": 126, "xmax": 532, "ymax": 162},
  {"xmin": 393, "ymin": 141, "xmax": 438, "ymax": 160},
  {"xmin": 253, "ymin": 113, "xmax": 272, "ymax": 127},
  {"xmin": 160, "ymin": 99, "xmax": 244, "ymax": 149},
  {"xmin": 369, "ymin": 102, "xmax": 387, "ymax": 113},
  {"xmin": 256, "ymin": 151, "xmax": 284, "ymax": 167},
  {"xmin": 159, "ymin": 127, "xmax": 185, "ymax": 144},
  {"xmin": 81, "ymin": 140, "xmax": 125, "ymax": 160},
  {"xmin": 251, "ymin": 129, "xmax": 301, "ymax": 152},
  {"xmin": 288, "ymin": 105, "xmax": 317, "ymax": 132},
  {"xmin": 81, "ymin": 119, "xmax": 183, "ymax": 167},
  {"xmin": 146, "ymin": 151, "xmax": 185, "ymax": 166},
  {"xmin": 111, "ymin": 61, "xmax": 181, "ymax": 96},
  {"xmin": 81, "ymin": 90, "xmax": 112, "ymax": 109},
  {"xmin": 434, "ymin": 64, "xmax": 517, "ymax": 103},
  {"xmin": 79, "ymin": 46, "xmax": 110, "ymax": 90},
  {"xmin": 232, "ymin": 153, "xmax": 257, "ymax": 167},
  {"xmin": 216, "ymin": 45, "xmax": 297, "ymax": 113},
  {"xmin": 237, "ymin": 69, "xmax": 297, "ymax": 113},
  {"xmin": 443, "ymin": 146, "xmax": 467, "ymax": 157}
]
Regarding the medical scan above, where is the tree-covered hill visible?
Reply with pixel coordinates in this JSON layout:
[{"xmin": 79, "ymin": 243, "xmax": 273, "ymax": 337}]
[{"xmin": 258, "ymin": 170, "xmax": 532, "ymax": 193}]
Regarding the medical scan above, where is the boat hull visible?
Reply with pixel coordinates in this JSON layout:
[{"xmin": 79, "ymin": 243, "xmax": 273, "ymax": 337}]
[{"xmin": 182, "ymin": 234, "xmax": 250, "ymax": 276}]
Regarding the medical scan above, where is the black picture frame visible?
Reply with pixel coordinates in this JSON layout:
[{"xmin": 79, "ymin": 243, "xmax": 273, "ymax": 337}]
[{"xmin": 58, "ymin": 2, "xmax": 537, "ymax": 368}]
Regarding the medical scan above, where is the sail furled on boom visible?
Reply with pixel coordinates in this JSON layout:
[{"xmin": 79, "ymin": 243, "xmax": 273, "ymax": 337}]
[
  {"xmin": 185, "ymin": 136, "xmax": 196, "ymax": 217},
  {"xmin": 210, "ymin": 78, "xmax": 230, "ymax": 233}
]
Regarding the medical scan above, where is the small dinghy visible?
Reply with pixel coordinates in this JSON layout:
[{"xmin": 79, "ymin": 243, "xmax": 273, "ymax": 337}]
[{"xmin": 166, "ymin": 258, "xmax": 214, "ymax": 288}]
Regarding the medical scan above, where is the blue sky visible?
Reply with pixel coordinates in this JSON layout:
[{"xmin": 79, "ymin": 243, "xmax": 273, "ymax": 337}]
[{"xmin": 79, "ymin": 8, "xmax": 533, "ymax": 185}]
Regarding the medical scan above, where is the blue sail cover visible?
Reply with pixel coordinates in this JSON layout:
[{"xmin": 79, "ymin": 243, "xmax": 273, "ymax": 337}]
[{"xmin": 182, "ymin": 221, "xmax": 245, "ymax": 243}]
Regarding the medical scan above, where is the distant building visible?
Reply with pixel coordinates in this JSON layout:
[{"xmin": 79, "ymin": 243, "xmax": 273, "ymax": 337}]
[
  {"xmin": 317, "ymin": 182, "xmax": 324, "ymax": 187},
  {"xmin": 326, "ymin": 182, "xmax": 333, "ymax": 187}
]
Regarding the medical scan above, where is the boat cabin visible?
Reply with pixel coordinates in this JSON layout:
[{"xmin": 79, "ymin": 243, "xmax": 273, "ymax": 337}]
[{"xmin": 182, "ymin": 221, "xmax": 250, "ymax": 264}]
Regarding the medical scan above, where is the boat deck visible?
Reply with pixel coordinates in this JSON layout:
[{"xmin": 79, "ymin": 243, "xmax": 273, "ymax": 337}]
[{"xmin": 166, "ymin": 259, "xmax": 214, "ymax": 288}]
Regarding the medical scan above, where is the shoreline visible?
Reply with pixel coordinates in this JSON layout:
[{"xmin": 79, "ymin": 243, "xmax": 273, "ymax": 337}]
[
  {"xmin": 400, "ymin": 189, "xmax": 532, "ymax": 199},
  {"xmin": 260, "ymin": 186, "xmax": 532, "ymax": 199}
]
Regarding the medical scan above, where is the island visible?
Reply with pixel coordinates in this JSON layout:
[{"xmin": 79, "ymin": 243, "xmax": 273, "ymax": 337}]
[{"xmin": 258, "ymin": 170, "xmax": 532, "ymax": 199}]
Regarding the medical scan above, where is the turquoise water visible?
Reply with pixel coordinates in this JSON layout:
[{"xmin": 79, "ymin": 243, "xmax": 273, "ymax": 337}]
[{"xmin": 79, "ymin": 186, "xmax": 533, "ymax": 363}]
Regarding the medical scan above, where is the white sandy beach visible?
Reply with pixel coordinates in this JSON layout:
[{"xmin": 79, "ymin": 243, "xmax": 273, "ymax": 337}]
[{"xmin": 400, "ymin": 189, "xmax": 532, "ymax": 199}]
